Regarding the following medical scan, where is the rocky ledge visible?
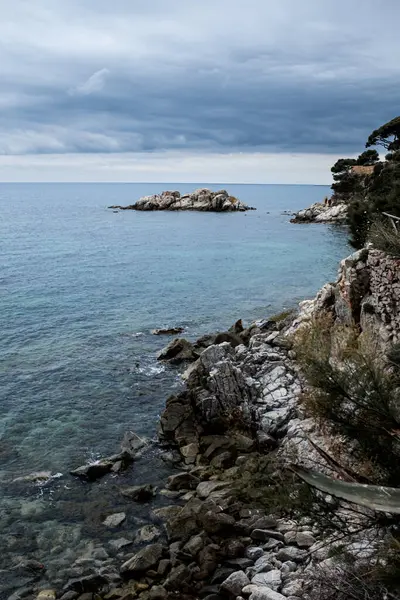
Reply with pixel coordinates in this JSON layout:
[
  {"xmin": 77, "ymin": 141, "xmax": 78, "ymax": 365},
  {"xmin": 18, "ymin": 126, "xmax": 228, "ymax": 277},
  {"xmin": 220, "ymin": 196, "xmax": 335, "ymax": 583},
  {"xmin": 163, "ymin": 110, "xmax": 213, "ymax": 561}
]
[
  {"xmin": 109, "ymin": 189, "xmax": 255, "ymax": 212},
  {"xmin": 290, "ymin": 201, "xmax": 347, "ymax": 224}
]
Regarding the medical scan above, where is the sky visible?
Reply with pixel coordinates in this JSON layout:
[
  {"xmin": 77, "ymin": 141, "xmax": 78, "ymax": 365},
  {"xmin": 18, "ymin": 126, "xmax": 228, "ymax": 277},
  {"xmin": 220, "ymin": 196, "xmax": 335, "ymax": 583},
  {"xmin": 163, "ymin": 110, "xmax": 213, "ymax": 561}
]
[{"xmin": 0, "ymin": 0, "xmax": 399, "ymax": 183}]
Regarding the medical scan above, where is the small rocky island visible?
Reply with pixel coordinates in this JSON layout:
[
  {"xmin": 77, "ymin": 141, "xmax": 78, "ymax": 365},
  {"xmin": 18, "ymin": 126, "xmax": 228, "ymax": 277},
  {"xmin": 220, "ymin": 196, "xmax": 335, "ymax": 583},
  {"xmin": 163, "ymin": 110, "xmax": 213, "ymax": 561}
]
[
  {"xmin": 290, "ymin": 200, "xmax": 347, "ymax": 224},
  {"xmin": 109, "ymin": 189, "xmax": 255, "ymax": 212}
]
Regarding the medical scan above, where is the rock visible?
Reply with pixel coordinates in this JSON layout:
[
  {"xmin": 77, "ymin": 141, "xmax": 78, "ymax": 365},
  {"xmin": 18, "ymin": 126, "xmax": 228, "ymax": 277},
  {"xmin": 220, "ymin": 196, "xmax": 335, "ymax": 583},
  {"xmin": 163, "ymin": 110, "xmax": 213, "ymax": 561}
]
[
  {"xmin": 157, "ymin": 338, "xmax": 198, "ymax": 363},
  {"xmin": 196, "ymin": 480, "xmax": 229, "ymax": 499},
  {"xmin": 62, "ymin": 575, "xmax": 107, "ymax": 594},
  {"xmin": 281, "ymin": 580, "xmax": 305, "ymax": 597},
  {"xmin": 70, "ymin": 454, "xmax": 130, "ymax": 481},
  {"xmin": 229, "ymin": 319, "xmax": 245, "ymax": 334},
  {"xmin": 181, "ymin": 443, "xmax": 200, "ymax": 464},
  {"xmin": 109, "ymin": 538, "xmax": 133, "ymax": 551},
  {"xmin": 152, "ymin": 506, "xmax": 182, "ymax": 521},
  {"xmin": 183, "ymin": 534, "xmax": 206, "ymax": 557},
  {"xmin": 59, "ymin": 593, "xmax": 78, "ymax": 600},
  {"xmin": 164, "ymin": 564, "xmax": 192, "ymax": 591},
  {"xmin": 251, "ymin": 530, "xmax": 284, "ymax": 543},
  {"xmin": 36, "ymin": 591, "xmax": 56, "ymax": 600},
  {"xmin": 220, "ymin": 571, "xmax": 250, "ymax": 596},
  {"xmin": 245, "ymin": 547, "xmax": 264, "ymax": 561},
  {"xmin": 135, "ymin": 525, "xmax": 162, "ymax": 544},
  {"xmin": 196, "ymin": 544, "xmax": 221, "ymax": 579},
  {"xmin": 224, "ymin": 558, "xmax": 254, "ymax": 570},
  {"xmin": 223, "ymin": 539, "xmax": 245, "ymax": 558},
  {"xmin": 166, "ymin": 512, "xmax": 198, "ymax": 542},
  {"xmin": 290, "ymin": 201, "xmax": 347, "ymax": 224},
  {"xmin": 211, "ymin": 567, "xmax": 236, "ymax": 584},
  {"xmin": 210, "ymin": 451, "xmax": 235, "ymax": 469},
  {"xmin": 166, "ymin": 472, "xmax": 200, "ymax": 491},
  {"xmin": 120, "ymin": 543, "xmax": 163, "ymax": 573},
  {"xmin": 295, "ymin": 531, "xmax": 315, "ymax": 548},
  {"xmin": 157, "ymin": 559, "xmax": 171, "ymax": 576},
  {"xmin": 103, "ymin": 513, "xmax": 126, "ymax": 528},
  {"xmin": 111, "ymin": 189, "xmax": 254, "ymax": 213},
  {"xmin": 151, "ymin": 327, "xmax": 184, "ymax": 336},
  {"xmin": 12, "ymin": 471, "xmax": 53, "ymax": 484},
  {"xmin": 276, "ymin": 547, "xmax": 308, "ymax": 563},
  {"xmin": 148, "ymin": 586, "xmax": 168, "ymax": 600},
  {"xmin": 120, "ymin": 430, "xmax": 148, "ymax": 457},
  {"xmin": 251, "ymin": 569, "xmax": 281, "ymax": 591},
  {"xmin": 200, "ymin": 510, "xmax": 235, "ymax": 535},
  {"xmin": 121, "ymin": 484, "xmax": 156, "ymax": 502},
  {"xmin": 280, "ymin": 561, "xmax": 297, "ymax": 577},
  {"xmin": 253, "ymin": 555, "xmax": 273, "ymax": 574},
  {"xmin": 242, "ymin": 586, "xmax": 286, "ymax": 600},
  {"xmin": 283, "ymin": 531, "xmax": 297, "ymax": 545}
]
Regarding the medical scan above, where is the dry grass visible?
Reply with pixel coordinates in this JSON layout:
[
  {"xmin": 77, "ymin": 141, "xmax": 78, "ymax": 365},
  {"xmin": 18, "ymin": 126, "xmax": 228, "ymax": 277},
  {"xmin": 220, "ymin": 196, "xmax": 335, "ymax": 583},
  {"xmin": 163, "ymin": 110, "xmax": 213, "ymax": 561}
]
[{"xmin": 369, "ymin": 219, "xmax": 400, "ymax": 258}]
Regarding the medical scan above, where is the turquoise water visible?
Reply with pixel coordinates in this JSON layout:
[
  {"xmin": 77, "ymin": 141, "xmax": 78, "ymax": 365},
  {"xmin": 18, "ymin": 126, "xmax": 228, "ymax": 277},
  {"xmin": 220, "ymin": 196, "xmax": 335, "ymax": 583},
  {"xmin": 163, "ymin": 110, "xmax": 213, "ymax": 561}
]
[{"xmin": 0, "ymin": 183, "xmax": 350, "ymax": 592}]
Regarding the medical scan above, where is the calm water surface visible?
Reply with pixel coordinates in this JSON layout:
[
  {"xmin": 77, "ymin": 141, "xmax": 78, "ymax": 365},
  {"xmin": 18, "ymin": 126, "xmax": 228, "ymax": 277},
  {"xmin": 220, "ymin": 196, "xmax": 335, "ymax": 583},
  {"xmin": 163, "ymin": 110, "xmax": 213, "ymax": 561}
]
[{"xmin": 0, "ymin": 183, "xmax": 350, "ymax": 593}]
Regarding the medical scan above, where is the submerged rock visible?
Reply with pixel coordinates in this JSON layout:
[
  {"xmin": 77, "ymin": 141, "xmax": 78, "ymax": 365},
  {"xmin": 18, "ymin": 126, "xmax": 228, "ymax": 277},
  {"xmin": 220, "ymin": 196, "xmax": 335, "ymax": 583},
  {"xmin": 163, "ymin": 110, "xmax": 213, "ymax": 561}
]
[
  {"xmin": 102, "ymin": 512, "xmax": 126, "ymax": 528},
  {"xmin": 120, "ymin": 543, "xmax": 163, "ymax": 574},
  {"xmin": 120, "ymin": 484, "xmax": 156, "ymax": 502},
  {"xmin": 70, "ymin": 454, "xmax": 130, "ymax": 481},
  {"xmin": 109, "ymin": 189, "xmax": 255, "ymax": 212},
  {"xmin": 151, "ymin": 327, "xmax": 185, "ymax": 335}
]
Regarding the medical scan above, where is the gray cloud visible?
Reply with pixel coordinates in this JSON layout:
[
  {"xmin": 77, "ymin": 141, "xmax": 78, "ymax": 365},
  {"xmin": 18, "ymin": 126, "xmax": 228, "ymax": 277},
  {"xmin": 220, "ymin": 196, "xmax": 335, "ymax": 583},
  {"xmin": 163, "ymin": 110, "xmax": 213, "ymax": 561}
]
[{"xmin": 1, "ymin": 0, "xmax": 400, "ymax": 157}]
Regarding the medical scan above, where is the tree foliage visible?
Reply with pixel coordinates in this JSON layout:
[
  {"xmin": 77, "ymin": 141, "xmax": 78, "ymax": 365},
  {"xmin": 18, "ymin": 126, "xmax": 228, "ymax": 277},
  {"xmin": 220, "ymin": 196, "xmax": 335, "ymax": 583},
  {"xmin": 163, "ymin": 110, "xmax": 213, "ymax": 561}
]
[
  {"xmin": 330, "ymin": 117, "xmax": 400, "ymax": 247},
  {"xmin": 366, "ymin": 116, "xmax": 400, "ymax": 151}
]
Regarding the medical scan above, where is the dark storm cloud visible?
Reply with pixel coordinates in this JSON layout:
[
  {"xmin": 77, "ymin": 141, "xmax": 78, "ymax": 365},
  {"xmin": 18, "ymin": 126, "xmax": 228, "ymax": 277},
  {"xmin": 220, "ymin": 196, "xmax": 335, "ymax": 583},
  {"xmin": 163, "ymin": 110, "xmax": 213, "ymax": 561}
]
[{"xmin": 1, "ymin": 0, "xmax": 400, "ymax": 156}]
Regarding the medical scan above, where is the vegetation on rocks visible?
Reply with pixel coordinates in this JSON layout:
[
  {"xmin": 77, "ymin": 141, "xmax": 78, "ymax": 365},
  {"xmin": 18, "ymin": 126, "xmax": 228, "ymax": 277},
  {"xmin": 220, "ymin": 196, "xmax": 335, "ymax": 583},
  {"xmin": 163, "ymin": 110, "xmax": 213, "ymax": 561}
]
[
  {"xmin": 328, "ymin": 116, "xmax": 400, "ymax": 248},
  {"xmin": 293, "ymin": 315, "xmax": 400, "ymax": 485}
]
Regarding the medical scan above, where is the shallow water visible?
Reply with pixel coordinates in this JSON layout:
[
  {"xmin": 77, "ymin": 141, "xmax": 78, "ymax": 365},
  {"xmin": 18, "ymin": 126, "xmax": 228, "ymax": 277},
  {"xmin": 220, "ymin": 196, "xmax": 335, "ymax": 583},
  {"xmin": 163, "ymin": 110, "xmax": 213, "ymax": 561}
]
[{"xmin": 0, "ymin": 182, "xmax": 350, "ymax": 593}]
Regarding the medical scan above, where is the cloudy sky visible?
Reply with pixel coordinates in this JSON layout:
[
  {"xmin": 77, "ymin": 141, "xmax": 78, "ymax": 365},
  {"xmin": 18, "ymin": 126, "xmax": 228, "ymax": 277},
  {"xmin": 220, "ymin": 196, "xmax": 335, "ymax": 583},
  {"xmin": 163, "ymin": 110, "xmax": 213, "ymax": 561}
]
[{"xmin": 0, "ymin": 0, "xmax": 399, "ymax": 183}]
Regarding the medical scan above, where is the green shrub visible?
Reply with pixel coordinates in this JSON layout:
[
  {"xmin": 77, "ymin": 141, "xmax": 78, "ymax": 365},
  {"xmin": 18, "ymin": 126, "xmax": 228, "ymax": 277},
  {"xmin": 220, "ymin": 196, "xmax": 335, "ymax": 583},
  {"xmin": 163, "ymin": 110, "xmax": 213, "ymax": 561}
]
[{"xmin": 293, "ymin": 316, "xmax": 400, "ymax": 485}]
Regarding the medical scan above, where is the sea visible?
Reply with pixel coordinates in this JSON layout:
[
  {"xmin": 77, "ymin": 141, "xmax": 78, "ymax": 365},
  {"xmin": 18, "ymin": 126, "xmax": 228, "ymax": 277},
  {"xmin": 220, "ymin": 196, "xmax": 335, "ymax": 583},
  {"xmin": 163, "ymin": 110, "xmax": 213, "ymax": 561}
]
[{"xmin": 0, "ymin": 183, "xmax": 350, "ymax": 594}]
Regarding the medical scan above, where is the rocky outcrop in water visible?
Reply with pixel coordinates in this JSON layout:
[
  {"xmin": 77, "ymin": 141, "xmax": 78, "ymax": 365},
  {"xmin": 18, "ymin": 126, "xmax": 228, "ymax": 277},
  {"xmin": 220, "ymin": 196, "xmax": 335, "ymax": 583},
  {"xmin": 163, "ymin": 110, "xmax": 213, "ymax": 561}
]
[
  {"xmin": 109, "ymin": 189, "xmax": 255, "ymax": 212},
  {"xmin": 291, "ymin": 201, "xmax": 347, "ymax": 223}
]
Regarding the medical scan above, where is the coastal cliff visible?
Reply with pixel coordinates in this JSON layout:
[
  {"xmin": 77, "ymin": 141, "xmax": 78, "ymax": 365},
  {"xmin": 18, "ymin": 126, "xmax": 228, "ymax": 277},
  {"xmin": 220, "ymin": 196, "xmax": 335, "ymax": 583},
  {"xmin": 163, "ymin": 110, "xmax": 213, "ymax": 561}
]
[{"xmin": 109, "ymin": 189, "xmax": 254, "ymax": 213}]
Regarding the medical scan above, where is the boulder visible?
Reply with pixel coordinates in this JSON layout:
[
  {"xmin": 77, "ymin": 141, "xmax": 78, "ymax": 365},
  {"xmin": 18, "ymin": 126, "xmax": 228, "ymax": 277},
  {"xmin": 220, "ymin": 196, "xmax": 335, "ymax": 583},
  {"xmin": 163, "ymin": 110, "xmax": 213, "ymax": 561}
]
[
  {"xmin": 275, "ymin": 547, "xmax": 308, "ymax": 563},
  {"xmin": 120, "ymin": 544, "xmax": 163, "ymax": 574},
  {"xmin": 166, "ymin": 472, "xmax": 200, "ymax": 491},
  {"xmin": 242, "ymin": 586, "xmax": 286, "ymax": 600},
  {"xmin": 200, "ymin": 510, "xmax": 235, "ymax": 535},
  {"xmin": 220, "ymin": 570, "xmax": 250, "ymax": 596},
  {"xmin": 135, "ymin": 525, "xmax": 162, "ymax": 544},
  {"xmin": 157, "ymin": 338, "xmax": 198, "ymax": 363},
  {"xmin": 120, "ymin": 431, "xmax": 148, "ymax": 457},
  {"xmin": 70, "ymin": 452, "xmax": 131, "ymax": 481},
  {"xmin": 120, "ymin": 484, "xmax": 156, "ymax": 502},
  {"xmin": 251, "ymin": 569, "xmax": 282, "ymax": 591},
  {"xmin": 103, "ymin": 512, "xmax": 126, "ymax": 528}
]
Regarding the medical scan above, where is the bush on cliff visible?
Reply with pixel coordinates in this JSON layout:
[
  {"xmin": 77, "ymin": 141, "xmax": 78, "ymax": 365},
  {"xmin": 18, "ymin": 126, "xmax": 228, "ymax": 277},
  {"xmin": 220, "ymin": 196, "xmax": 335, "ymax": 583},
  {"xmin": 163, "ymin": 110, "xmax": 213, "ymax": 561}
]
[{"xmin": 293, "ymin": 315, "xmax": 400, "ymax": 485}]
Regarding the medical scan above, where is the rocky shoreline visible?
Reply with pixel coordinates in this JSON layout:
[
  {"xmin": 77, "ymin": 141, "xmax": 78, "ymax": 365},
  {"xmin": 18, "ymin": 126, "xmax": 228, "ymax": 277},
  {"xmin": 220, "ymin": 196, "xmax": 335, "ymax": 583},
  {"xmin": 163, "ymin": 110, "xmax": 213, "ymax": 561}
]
[
  {"xmin": 8, "ymin": 246, "xmax": 398, "ymax": 600},
  {"xmin": 290, "ymin": 201, "xmax": 347, "ymax": 224},
  {"xmin": 109, "ymin": 189, "xmax": 255, "ymax": 213}
]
